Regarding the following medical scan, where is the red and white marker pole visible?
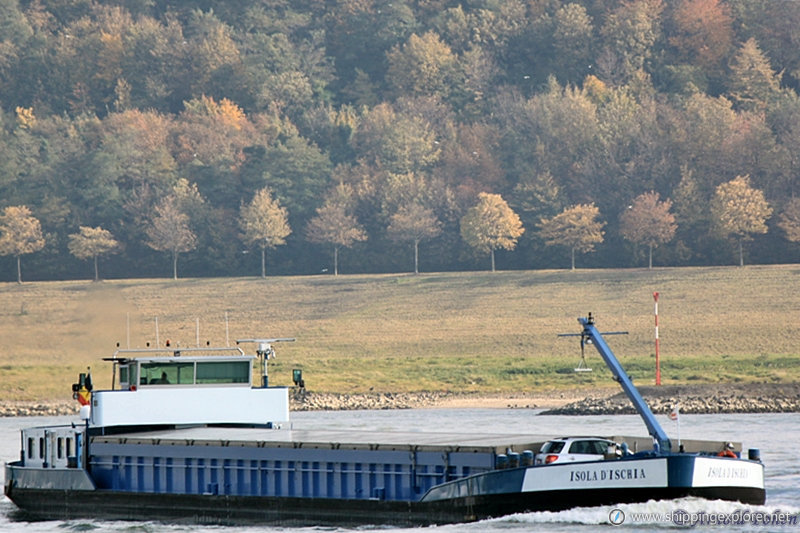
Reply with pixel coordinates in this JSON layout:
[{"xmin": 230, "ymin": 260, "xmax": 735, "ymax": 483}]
[{"xmin": 654, "ymin": 291, "xmax": 661, "ymax": 386}]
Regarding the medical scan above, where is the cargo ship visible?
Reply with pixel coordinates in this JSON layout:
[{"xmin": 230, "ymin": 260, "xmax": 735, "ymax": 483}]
[{"xmin": 4, "ymin": 315, "xmax": 766, "ymax": 526}]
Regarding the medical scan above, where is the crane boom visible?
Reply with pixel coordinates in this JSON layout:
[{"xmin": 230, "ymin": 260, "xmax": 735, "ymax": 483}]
[{"xmin": 578, "ymin": 314, "xmax": 671, "ymax": 453}]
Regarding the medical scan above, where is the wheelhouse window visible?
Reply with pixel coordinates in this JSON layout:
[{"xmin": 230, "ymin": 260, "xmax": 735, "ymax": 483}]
[
  {"xmin": 196, "ymin": 361, "xmax": 250, "ymax": 384},
  {"xmin": 128, "ymin": 359, "xmax": 252, "ymax": 386},
  {"xmin": 140, "ymin": 362, "xmax": 194, "ymax": 385},
  {"xmin": 118, "ymin": 364, "xmax": 138, "ymax": 389}
]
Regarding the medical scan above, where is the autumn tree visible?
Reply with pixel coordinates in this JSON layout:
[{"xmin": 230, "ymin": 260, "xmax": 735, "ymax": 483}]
[
  {"xmin": 0, "ymin": 206, "xmax": 45, "ymax": 283},
  {"xmin": 595, "ymin": 87, "xmax": 665, "ymax": 211},
  {"xmin": 728, "ymin": 38, "xmax": 782, "ymax": 112},
  {"xmin": 239, "ymin": 187, "xmax": 291, "ymax": 278},
  {"xmin": 667, "ymin": 0, "xmax": 733, "ymax": 71},
  {"xmin": 710, "ymin": 175, "xmax": 772, "ymax": 266},
  {"xmin": 68, "ymin": 226, "xmax": 120, "ymax": 281},
  {"xmin": 496, "ymin": 79, "xmax": 600, "ymax": 204},
  {"xmin": 305, "ymin": 184, "xmax": 367, "ymax": 276},
  {"xmin": 386, "ymin": 31, "xmax": 459, "ymax": 99},
  {"xmin": 598, "ymin": 0, "xmax": 664, "ymax": 84},
  {"xmin": 460, "ymin": 193, "xmax": 524, "ymax": 272},
  {"xmin": 387, "ymin": 201, "xmax": 442, "ymax": 274},
  {"xmin": 146, "ymin": 196, "xmax": 197, "ymax": 280},
  {"xmin": 669, "ymin": 92, "xmax": 750, "ymax": 209},
  {"xmin": 436, "ymin": 122, "xmax": 506, "ymax": 207},
  {"xmin": 728, "ymin": 1, "xmax": 800, "ymax": 95},
  {"xmin": 777, "ymin": 198, "xmax": 800, "ymax": 244},
  {"xmin": 172, "ymin": 95, "xmax": 256, "ymax": 170},
  {"xmin": 619, "ymin": 192, "xmax": 677, "ymax": 269},
  {"xmin": 540, "ymin": 204, "xmax": 605, "ymax": 270},
  {"xmin": 99, "ymin": 109, "xmax": 177, "ymax": 196},
  {"xmin": 350, "ymin": 103, "xmax": 440, "ymax": 175},
  {"xmin": 551, "ymin": 2, "xmax": 595, "ymax": 84}
]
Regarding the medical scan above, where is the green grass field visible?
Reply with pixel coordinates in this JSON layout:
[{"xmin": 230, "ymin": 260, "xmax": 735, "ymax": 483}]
[{"xmin": 1, "ymin": 265, "xmax": 799, "ymax": 401}]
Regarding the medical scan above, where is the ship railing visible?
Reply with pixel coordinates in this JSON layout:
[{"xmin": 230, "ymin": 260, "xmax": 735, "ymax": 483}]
[{"xmin": 110, "ymin": 345, "xmax": 246, "ymax": 360}]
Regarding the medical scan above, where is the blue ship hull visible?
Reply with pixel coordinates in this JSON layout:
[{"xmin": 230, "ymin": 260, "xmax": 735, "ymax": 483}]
[{"xmin": 6, "ymin": 452, "xmax": 765, "ymax": 526}]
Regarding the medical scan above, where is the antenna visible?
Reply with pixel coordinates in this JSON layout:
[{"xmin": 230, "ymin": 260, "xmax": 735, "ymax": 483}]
[
  {"xmin": 225, "ymin": 311, "xmax": 230, "ymax": 346},
  {"xmin": 237, "ymin": 338, "xmax": 296, "ymax": 356},
  {"xmin": 236, "ymin": 338, "xmax": 296, "ymax": 388}
]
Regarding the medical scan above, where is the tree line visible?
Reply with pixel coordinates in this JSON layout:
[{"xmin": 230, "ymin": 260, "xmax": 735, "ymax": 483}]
[
  {"xmin": 0, "ymin": 171, "xmax": 784, "ymax": 281},
  {"xmin": 1, "ymin": 1, "xmax": 800, "ymax": 281}
]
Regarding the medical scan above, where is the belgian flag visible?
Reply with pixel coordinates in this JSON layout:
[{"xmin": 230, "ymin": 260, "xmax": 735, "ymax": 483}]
[{"xmin": 72, "ymin": 370, "xmax": 93, "ymax": 406}]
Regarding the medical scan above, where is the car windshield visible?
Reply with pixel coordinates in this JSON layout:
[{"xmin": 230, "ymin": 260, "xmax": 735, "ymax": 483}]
[{"xmin": 540, "ymin": 441, "xmax": 565, "ymax": 454}]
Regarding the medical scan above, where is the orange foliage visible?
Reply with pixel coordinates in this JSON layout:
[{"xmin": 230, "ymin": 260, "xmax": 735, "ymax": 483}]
[
  {"xmin": 96, "ymin": 31, "xmax": 124, "ymax": 83},
  {"xmin": 172, "ymin": 96, "xmax": 255, "ymax": 168},
  {"xmin": 103, "ymin": 109, "xmax": 173, "ymax": 154},
  {"xmin": 668, "ymin": 0, "xmax": 733, "ymax": 68}
]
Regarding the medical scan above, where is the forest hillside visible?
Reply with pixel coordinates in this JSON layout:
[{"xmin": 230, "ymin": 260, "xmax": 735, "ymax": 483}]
[{"xmin": 1, "ymin": 1, "xmax": 800, "ymax": 281}]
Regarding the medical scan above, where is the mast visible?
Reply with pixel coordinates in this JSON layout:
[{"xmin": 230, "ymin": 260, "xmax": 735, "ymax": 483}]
[{"xmin": 236, "ymin": 338, "xmax": 295, "ymax": 388}]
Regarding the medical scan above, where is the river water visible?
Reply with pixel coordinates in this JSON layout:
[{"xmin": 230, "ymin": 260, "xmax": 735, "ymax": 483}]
[{"xmin": 2, "ymin": 409, "xmax": 798, "ymax": 532}]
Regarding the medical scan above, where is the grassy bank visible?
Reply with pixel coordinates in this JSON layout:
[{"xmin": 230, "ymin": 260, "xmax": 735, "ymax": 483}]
[{"xmin": 1, "ymin": 265, "xmax": 799, "ymax": 401}]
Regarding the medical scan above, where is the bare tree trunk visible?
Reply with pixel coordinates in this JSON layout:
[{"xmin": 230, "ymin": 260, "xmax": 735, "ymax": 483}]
[
  {"xmin": 413, "ymin": 239, "xmax": 419, "ymax": 275},
  {"xmin": 172, "ymin": 251, "xmax": 178, "ymax": 280},
  {"xmin": 93, "ymin": 255, "xmax": 99, "ymax": 281},
  {"xmin": 739, "ymin": 239, "xmax": 744, "ymax": 267},
  {"xmin": 333, "ymin": 246, "xmax": 339, "ymax": 276},
  {"xmin": 16, "ymin": 255, "xmax": 21, "ymax": 283},
  {"xmin": 261, "ymin": 247, "xmax": 266, "ymax": 278},
  {"xmin": 490, "ymin": 249, "xmax": 496, "ymax": 272},
  {"xmin": 570, "ymin": 248, "xmax": 576, "ymax": 270},
  {"xmin": 648, "ymin": 243, "xmax": 653, "ymax": 270}
]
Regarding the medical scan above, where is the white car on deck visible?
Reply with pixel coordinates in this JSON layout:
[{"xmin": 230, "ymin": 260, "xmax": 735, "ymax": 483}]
[{"xmin": 534, "ymin": 437, "xmax": 618, "ymax": 465}]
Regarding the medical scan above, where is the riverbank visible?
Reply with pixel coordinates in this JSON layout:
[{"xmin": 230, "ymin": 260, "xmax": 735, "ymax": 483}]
[
  {"xmin": 2, "ymin": 383, "xmax": 798, "ymax": 417},
  {"xmin": 288, "ymin": 387, "xmax": 603, "ymax": 411},
  {"xmin": 540, "ymin": 383, "xmax": 800, "ymax": 415},
  {"xmin": 0, "ymin": 388, "xmax": 594, "ymax": 417}
]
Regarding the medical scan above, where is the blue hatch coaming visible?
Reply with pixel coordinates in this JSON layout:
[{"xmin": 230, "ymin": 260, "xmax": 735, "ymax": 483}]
[{"xmin": 87, "ymin": 441, "xmax": 495, "ymax": 502}]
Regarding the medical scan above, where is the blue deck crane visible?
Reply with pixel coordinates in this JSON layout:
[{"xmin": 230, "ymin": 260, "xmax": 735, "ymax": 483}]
[{"xmin": 569, "ymin": 313, "xmax": 672, "ymax": 454}]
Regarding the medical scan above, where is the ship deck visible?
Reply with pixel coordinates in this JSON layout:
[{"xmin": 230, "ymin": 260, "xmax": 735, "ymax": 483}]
[
  {"xmin": 91, "ymin": 425, "xmax": 556, "ymax": 453},
  {"xmin": 91, "ymin": 425, "xmax": 733, "ymax": 455}
]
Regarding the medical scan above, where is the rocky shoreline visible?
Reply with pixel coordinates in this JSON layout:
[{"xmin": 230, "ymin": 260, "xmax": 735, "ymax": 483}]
[
  {"xmin": 0, "ymin": 401, "xmax": 78, "ymax": 418},
  {"xmin": 541, "ymin": 383, "xmax": 800, "ymax": 415},
  {"xmin": 0, "ymin": 391, "xmax": 454, "ymax": 418},
  {"xmin": 2, "ymin": 383, "xmax": 798, "ymax": 418},
  {"xmin": 288, "ymin": 389, "xmax": 449, "ymax": 411}
]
